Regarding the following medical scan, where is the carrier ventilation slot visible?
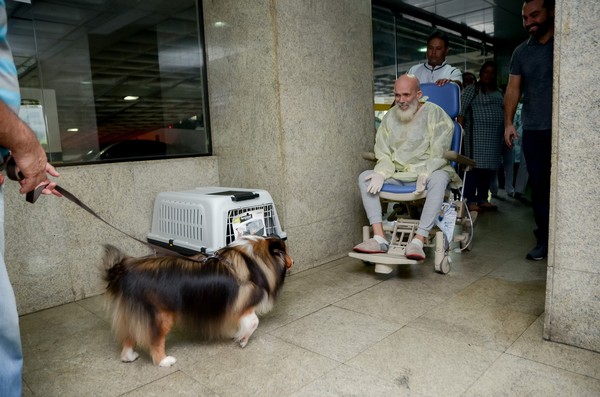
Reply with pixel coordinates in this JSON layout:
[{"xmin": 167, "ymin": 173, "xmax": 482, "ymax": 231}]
[{"xmin": 157, "ymin": 201, "xmax": 203, "ymax": 243}]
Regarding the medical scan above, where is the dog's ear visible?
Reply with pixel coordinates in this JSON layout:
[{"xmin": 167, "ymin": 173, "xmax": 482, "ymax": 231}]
[
  {"xmin": 267, "ymin": 236, "xmax": 286, "ymax": 253},
  {"xmin": 267, "ymin": 237, "xmax": 293, "ymax": 269}
]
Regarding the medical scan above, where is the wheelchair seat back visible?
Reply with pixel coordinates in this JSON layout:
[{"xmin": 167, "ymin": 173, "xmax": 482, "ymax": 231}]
[{"xmin": 420, "ymin": 82, "xmax": 462, "ymax": 164}]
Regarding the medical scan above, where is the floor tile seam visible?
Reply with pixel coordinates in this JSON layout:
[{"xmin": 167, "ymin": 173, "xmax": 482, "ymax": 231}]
[
  {"xmin": 286, "ymin": 267, "xmax": 325, "ymax": 281},
  {"xmin": 329, "ymin": 301, "xmax": 408, "ymax": 328},
  {"xmin": 266, "ymin": 312, "xmax": 404, "ymax": 366},
  {"xmin": 549, "ymin": 266, "xmax": 600, "ymax": 276},
  {"xmin": 278, "ymin": 269, "xmax": 379, "ymax": 315},
  {"xmin": 458, "ymin": 350, "xmax": 507, "ymax": 397},
  {"xmin": 264, "ymin": 303, "xmax": 339, "ymax": 336},
  {"xmin": 75, "ymin": 299, "xmax": 112, "ymax": 325},
  {"xmin": 177, "ymin": 367, "xmax": 224, "ymax": 396},
  {"xmin": 267, "ymin": 302, "xmax": 405, "ymax": 337},
  {"xmin": 342, "ymin": 359, "xmax": 419, "ymax": 393},
  {"xmin": 334, "ymin": 323, "xmax": 413, "ymax": 365},
  {"xmin": 18, "ymin": 300, "xmax": 83, "ymax": 320},
  {"xmin": 474, "ymin": 314, "xmax": 539, "ymax": 355},
  {"xmin": 447, "ymin": 297, "xmax": 546, "ymax": 318},
  {"xmin": 405, "ymin": 306, "xmax": 538, "ymax": 352},
  {"xmin": 502, "ymin": 350, "xmax": 600, "ymax": 382},
  {"xmin": 283, "ymin": 363, "xmax": 346, "ymax": 397},
  {"xmin": 504, "ymin": 325, "xmax": 600, "ymax": 382},
  {"xmin": 113, "ymin": 370, "xmax": 182, "ymax": 397},
  {"xmin": 401, "ymin": 323, "xmax": 513, "ymax": 355},
  {"xmin": 22, "ymin": 378, "xmax": 34, "ymax": 397},
  {"xmin": 266, "ymin": 331, "xmax": 348, "ymax": 365},
  {"xmin": 310, "ymin": 277, "xmax": 391, "ymax": 308},
  {"xmin": 263, "ymin": 286, "xmax": 406, "ymax": 337},
  {"xmin": 289, "ymin": 256, "xmax": 354, "ymax": 277},
  {"xmin": 329, "ymin": 284, "xmax": 452, "ymax": 323},
  {"xmin": 453, "ymin": 267, "xmax": 499, "ymax": 278},
  {"xmin": 445, "ymin": 284, "xmax": 546, "ymax": 317},
  {"xmin": 482, "ymin": 272, "xmax": 548, "ymax": 284}
]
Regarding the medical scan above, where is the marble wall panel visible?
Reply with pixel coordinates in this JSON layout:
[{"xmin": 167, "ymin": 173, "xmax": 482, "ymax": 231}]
[
  {"xmin": 545, "ymin": 0, "xmax": 600, "ymax": 352},
  {"xmin": 204, "ymin": 0, "xmax": 374, "ymax": 271},
  {"xmin": 6, "ymin": 157, "xmax": 219, "ymax": 314}
]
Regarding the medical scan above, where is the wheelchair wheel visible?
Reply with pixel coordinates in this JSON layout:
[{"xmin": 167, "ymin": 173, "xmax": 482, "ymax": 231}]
[
  {"xmin": 434, "ymin": 231, "xmax": 451, "ymax": 274},
  {"xmin": 435, "ymin": 255, "xmax": 451, "ymax": 274},
  {"xmin": 460, "ymin": 238, "xmax": 473, "ymax": 251},
  {"xmin": 460, "ymin": 219, "xmax": 473, "ymax": 251},
  {"xmin": 460, "ymin": 222, "xmax": 474, "ymax": 251}
]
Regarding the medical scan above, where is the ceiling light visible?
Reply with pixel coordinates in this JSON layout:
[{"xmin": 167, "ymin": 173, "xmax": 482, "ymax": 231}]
[
  {"xmin": 418, "ymin": 47, "xmax": 427, "ymax": 53},
  {"xmin": 214, "ymin": 21, "xmax": 226, "ymax": 27},
  {"xmin": 123, "ymin": 96, "xmax": 139, "ymax": 101},
  {"xmin": 67, "ymin": 128, "xmax": 78, "ymax": 132}
]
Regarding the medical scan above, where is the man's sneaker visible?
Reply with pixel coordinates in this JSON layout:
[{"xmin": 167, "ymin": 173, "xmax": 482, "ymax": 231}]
[
  {"xmin": 405, "ymin": 241, "xmax": 426, "ymax": 260},
  {"xmin": 353, "ymin": 238, "xmax": 389, "ymax": 254},
  {"xmin": 526, "ymin": 244, "xmax": 547, "ymax": 261}
]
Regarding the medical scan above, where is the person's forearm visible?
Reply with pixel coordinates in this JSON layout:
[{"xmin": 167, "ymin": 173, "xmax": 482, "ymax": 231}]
[
  {"xmin": 0, "ymin": 100, "xmax": 40, "ymax": 155},
  {"xmin": 504, "ymin": 94, "xmax": 519, "ymax": 127},
  {"xmin": 504, "ymin": 77, "xmax": 521, "ymax": 127}
]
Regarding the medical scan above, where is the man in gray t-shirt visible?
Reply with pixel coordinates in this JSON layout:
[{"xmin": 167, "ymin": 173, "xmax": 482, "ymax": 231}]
[{"xmin": 504, "ymin": 0, "xmax": 555, "ymax": 261}]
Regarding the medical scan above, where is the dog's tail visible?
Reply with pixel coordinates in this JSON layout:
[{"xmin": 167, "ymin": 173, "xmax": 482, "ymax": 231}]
[{"xmin": 102, "ymin": 244, "xmax": 128, "ymax": 296}]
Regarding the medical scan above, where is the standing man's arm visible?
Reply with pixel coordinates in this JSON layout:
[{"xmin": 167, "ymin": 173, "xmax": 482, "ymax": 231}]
[
  {"xmin": 0, "ymin": 101, "xmax": 59, "ymax": 195},
  {"xmin": 437, "ymin": 68, "xmax": 463, "ymax": 87},
  {"xmin": 504, "ymin": 74, "xmax": 521, "ymax": 149}
]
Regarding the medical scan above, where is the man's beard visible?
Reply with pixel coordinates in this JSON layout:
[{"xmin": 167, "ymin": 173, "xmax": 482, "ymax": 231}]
[
  {"xmin": 396, "ymin": 100, "xmax": 419, "ymax": 122},
  {"xmin": 526, "ymin": 17, "xmax": 553, "ymax": 39}
]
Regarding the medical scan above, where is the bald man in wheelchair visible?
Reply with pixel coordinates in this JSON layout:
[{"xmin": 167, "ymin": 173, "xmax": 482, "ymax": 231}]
[{"xmin": 354, "ymin": 74, "xmax": 461, "ymax": 260}]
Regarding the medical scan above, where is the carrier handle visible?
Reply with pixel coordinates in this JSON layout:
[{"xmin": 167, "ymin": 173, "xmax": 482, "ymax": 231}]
[{"xmin": 230, "ymin": 192, "xmax": 259, "ymax": 202}]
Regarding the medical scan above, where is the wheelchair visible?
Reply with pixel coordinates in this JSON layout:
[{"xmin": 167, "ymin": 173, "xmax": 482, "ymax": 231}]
[{"xmin": 349, "ymin": 82, "xmax": 476, "ymax": 275}]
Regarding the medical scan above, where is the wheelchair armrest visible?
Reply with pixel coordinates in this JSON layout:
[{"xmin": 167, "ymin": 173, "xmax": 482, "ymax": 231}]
[
  {"xmin": 444, "ymin": 150, "xmax": 476, "ymax": 167},
  {"xmin": 362, "ymin": 152, "xmax": 376, "ymax": 161},
  {"xmin": 363, "ymin": 150, "xmax": 476, "ymax": 168}
]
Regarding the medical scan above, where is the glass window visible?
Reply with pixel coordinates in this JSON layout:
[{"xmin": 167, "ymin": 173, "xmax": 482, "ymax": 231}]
[
  {"xmin": 7, "ymin": 0, "xmax": 210, "ymax": 164},
  {"xmin": 373, "ymin": 5, "xmax": 494, "ymax": 110}
]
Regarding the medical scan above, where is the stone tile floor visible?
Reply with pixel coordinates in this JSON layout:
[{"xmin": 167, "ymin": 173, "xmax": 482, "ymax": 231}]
[{"xmin": 19, "ymin": 193, "xmax": 600, "ymax": 396}]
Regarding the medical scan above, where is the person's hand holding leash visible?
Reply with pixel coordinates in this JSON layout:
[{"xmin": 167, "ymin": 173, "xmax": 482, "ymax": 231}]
[
  {"xmin": 9, "ymin": 146, "xmax": 60, "ymax": 197},
  {"xmin": 365, "ymin": 172, "xmax": 385, "ymax": 194},
  {"xmin": 0, "ymin": 100, "xmax": 60, "ymax": 200}
]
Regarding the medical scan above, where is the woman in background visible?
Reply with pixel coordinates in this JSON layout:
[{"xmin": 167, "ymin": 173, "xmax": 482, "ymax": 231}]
[{"xmin": 458, "ymin": 61, "xmax": 504, "ymax": 212}]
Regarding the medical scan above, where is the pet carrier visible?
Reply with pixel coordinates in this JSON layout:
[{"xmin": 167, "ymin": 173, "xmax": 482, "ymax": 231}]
[{"xmin": 147, "ymin": 187, "xmax": 286, "ymax": 255}]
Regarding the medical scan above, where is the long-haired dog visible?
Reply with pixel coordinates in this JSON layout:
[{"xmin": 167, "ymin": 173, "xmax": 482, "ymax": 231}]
[{"xmin": 102, "ymin": 235, "xmax": 293, "ymax": 367}]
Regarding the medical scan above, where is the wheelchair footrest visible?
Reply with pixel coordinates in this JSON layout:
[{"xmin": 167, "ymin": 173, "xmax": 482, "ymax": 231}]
[{"xmin": 348, "ymin": 251, "xmax": 418, "ymax": 265}]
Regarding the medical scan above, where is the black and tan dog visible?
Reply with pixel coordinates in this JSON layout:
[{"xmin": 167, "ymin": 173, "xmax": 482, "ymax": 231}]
[{"xmin": 102, "ymin": 235, "xmax": 292, "ymax": 367}]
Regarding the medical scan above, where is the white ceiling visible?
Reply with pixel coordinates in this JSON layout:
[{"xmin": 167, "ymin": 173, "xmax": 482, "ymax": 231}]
[{"xmin": 398, "ymin": 0, "xmax": 525, "ymax": 39}]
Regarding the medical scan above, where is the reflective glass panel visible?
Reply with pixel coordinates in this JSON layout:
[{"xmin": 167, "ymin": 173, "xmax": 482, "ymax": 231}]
[{"xmin": 7, "ymin": 0, "xmax": 210, "ymax": 164}]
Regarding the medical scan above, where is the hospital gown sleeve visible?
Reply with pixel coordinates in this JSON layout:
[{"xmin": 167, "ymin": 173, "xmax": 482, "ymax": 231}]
[
  {"xmin": 373, "ymin": 117, "xmax": 396, "ymax": 179},
  {"xmin": 425, "ymin": 105, "xmax": 454, "ymax": 173}
]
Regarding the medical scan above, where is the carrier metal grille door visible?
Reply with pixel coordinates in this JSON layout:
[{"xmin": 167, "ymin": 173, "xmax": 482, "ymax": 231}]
[{"xmin": 226, "ymin": 204, "xmax": 275, "ymax": 244}]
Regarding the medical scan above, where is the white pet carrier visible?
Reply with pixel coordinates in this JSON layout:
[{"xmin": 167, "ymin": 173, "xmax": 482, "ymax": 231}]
[{"xmin": 147, "ymin": 187, "xmax": 286, "ymax": 254}]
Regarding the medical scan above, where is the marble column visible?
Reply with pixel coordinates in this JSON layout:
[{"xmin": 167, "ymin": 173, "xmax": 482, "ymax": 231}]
[
  {"xmin": 544, "ymin": 0, "xmax": 600, "ymax": 352},
  {"xmin": 203, "ymin": 0, "xmax": 374, "ymax": 271}
]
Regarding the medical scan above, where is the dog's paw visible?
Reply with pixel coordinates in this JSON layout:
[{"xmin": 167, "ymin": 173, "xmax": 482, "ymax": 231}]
[
  {"xmin": 120, "ymin": 348, "xmax": 139, "ymax": 363},
  {"xmin": 234, "ymin": 311, "xmax": 259, "ymax": 348},
  {"xmin": 236, "ymin": 336, "xmax": 250, "ymax": 348},
  {"xmin": 158, "ymin": 356, "xmax": 177, "ymax": 367}
]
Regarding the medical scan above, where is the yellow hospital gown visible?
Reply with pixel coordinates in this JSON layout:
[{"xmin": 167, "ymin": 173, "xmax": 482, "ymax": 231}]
[{"xmin": 373, "ymin": 101, "xmax": 461, "ymax": 188}]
